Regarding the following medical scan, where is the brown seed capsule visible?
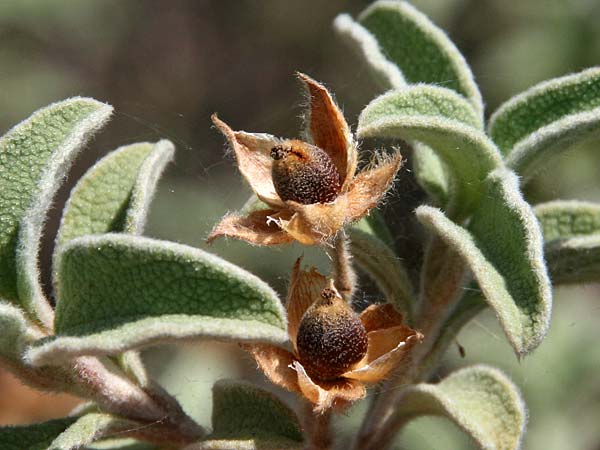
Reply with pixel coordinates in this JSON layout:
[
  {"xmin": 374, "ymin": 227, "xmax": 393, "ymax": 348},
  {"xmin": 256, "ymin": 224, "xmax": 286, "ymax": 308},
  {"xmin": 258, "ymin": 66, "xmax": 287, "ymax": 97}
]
[
  {"xmin": 295, "ymin": 288, "xmax": 368, "ymax": 380},
  {"xmin": 271, "ymin": 140, "xmax": 341, "ymax": 205}
]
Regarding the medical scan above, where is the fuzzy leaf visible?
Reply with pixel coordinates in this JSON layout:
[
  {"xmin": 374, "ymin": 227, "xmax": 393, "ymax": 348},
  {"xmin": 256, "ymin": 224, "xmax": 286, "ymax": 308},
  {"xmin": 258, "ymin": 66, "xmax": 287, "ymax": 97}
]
[
  {"xmin": 333, "ymin": 13, "xmax": 406, "ymax": 89},
  {"xmin": 544, "ymin": 236, "xmax": 600, "ymax": 284},
  {"xmin": 390, "ymin": 365, "xmax": 526, "ymax": 450},
  {"xmin": 411, "ymin": 143, "xmax": 450, "ymax": 206},
  {"xmin": 0, "ymin": 97, "xmax": 112, "ymax": 327},
  {"xmin": 210, "ymin": 380, "xmax": 303, "ymax": 442},
  {"xmin": 49, "ymin": 413, "xmax": 137, "ymax": 450},
  {"xmin": 535, "ymin": 200, "xmax": 600, "ymax": 242},
  {"xmin": 488, "ymin": 68, "xmax": 600, "ymax": 180},
  {"xmin": 0, "ymin": 301, "xmax": 39, "ymax": 363},
  {"xmin": 358, "ymin": 87, "xmax": 502, "ymax": 218},
  {"xmin": 26, "ymin": 234, "xmax": 288, "ymax": 366},
  {"xmin": 417, "ymin": 169, "xmax": 552, "ymax": 356},
  {"xmin": 355, "ymin": 0, "xmax": 483, "ymax": 119},
  {"xmin": 349, "ymin": 228, "xmax": 415, "ymax": 319},
  {"xmin": 57, "ymin": 140, "xmax": 174, "ymax": 247},
  {"xmin": 184, "ymin": 439, "xmax": 302, "ymax": 450},
  {"xmin": 0, "ymin": 418, "xmax": 76, "ymax": 450},
  {"xmin": 534, "ymin": 201, "xmax": 600, "ymax": 283}
]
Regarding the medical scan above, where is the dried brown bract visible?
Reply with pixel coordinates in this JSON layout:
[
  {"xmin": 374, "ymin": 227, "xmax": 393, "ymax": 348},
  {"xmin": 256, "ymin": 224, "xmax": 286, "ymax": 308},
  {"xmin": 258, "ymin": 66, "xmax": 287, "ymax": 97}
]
[
  {"xmin": 243, "ymin": 259, "xmax": 423, "ymax": 413},
  {"xmin": 207, "ymin": 73, "xmax": 402, "ymax": 246}
]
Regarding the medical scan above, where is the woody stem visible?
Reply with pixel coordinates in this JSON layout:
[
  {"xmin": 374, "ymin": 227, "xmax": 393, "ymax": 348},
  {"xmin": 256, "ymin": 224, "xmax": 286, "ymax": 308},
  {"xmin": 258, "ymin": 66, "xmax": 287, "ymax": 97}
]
[{"xmin": 327, "ymin": 231, "xmax": 357, "ymax": 301}]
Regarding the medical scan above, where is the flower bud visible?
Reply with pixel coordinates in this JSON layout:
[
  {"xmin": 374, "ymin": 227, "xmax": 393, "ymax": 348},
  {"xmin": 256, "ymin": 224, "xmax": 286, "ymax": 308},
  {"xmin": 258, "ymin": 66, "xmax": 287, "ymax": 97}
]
[
  {"xmin": 271, "ymin": 140, "xmax": 341, "ymax": 205},
  {"xmin": 296, "ymin": 288, "xmax": 368, "ymax": 380}
]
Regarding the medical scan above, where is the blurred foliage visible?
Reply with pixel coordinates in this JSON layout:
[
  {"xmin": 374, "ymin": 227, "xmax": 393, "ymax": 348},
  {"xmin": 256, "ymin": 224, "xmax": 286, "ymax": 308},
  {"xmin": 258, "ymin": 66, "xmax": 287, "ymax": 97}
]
[{"xmin": 0, "ymin": 1, "xmax": 598, "ymax": 449}]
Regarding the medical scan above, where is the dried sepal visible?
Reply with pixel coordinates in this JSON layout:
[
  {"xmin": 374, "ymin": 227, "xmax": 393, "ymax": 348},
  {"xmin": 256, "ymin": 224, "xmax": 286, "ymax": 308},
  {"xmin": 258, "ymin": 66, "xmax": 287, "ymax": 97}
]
[
  {"xmin": 206, "ymin": 209, "xmax": 294, "ymax": 245},
  {"xmin": 243, "ymin": 343, "xmax": 300, "ymax": 394},
  {"xmin": 293, "ymin": 361, "xmax": 366, "ymax": 412},
  {"xmin": 211, "ymin": 114, "xmax": 283, "ymax": 208},
  {"xmin": 344, "ymin": 152, "xmax": 403, "ymax": 222},
  {"xmin": 209, "ymin": 75, "xmax": 402, "ymax": 247},
  {"xmin": 297, "ymin": 72, "xmax": 357, "ymax": 189},
  {"xmin": 286, "ymin": 259, "xmax": 329, "ymax": 350}
]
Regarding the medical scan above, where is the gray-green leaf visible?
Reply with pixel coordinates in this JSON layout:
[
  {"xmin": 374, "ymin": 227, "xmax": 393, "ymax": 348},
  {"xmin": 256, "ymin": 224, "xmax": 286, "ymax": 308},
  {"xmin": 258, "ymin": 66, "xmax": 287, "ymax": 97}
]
[
  {"xmin": 26, "ymin": 234, "xmax": 288, "ymax": 366},
  {"xmin": 358, "ymin": 86, "xmax": 501, "ymax": 219},
  {"xmin": 349, "ymin": 228, "xmax": 415, "ymax": 319},
  {"xmin": 0, "ymin": 301, "xmax": 42, "ymax": 363},
  {"xmin": 354, "ymin": 0, "xmax": 483, "ymax": 119},
  {"xmin": 0, "ymin": 97, "xmax": 112, "ymax": 327},
  {"xmin": 388, "ymin": 365, "xmax": 525, "ymax": 450},
  {"xmin": 0, "ymin": 418, "xmax": 76, "ymax": 450},
  {"xmin": 56, "ymin": 140, "xmax": 174, "ymax": 247},
  {"xmin": 210, "ymin": 380, "xmax": 303, "ymax": 443},
  {"xmin": 488, "ymin": 67, "xmax": 600, "ymax": 180},
  {"xmin": 534, "ymin": 200, "xmax": 600, "ymax": 283},
  {"xmin": 417, "ymin": 169, "xmax": 552, "ymax": 356},
  {"xmin": 49, "ymin": 413, "xmax": 137, "ymax": 450}
]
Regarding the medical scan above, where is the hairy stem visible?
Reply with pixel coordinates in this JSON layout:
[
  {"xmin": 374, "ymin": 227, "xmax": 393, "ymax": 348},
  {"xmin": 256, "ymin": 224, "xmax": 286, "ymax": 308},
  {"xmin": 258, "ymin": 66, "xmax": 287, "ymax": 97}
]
[
  {"xmin": 326, "ymin": 231, "xmax": 357, "ymax": 301},
  {"xmin": 72, "ymin": 356, "xmax": 204, "ymax": 444},
  {"xmin": 303, "ymin": 403, "xmax": 333, "ymax": 450}
]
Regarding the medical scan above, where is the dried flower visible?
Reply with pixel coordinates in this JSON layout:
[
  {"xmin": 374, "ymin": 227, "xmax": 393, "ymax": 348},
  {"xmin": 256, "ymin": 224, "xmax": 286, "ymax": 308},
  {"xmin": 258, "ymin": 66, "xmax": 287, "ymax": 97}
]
[
  {"xmin": 207, "ymin": 73, "xmax": 402, "ymax": 246},
  {"xmin": 243, "ymin": 260, "xmax": 423, "ymax": 412}
]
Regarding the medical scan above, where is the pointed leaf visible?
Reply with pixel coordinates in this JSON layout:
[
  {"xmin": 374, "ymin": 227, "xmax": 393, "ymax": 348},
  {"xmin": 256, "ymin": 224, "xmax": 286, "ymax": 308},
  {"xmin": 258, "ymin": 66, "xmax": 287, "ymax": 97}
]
[
  {"xmin": 389, "ymin": 365, "xmax": 525, "ymax": 450},
  {"xmin": 359, "ymin": 87, "xmax": 502, "ymax": 219},
  {"xmin": 488, "ymin": 68, "xmax": 600, "ymax": 180},
  {"xmin": 57, "ymin": 140, "xmax": 174, "ymax": 247},
  {"xmin": 417, "ymin": 169, "xmax": 552, "ymax": 356},
  {"xmin": 210, "ymin": 380, "xmax": 303, "ymax": 443},
  {"xmin": 0, "ymin": 97, "xmax": 112, "ymax": 326},
  {"xmin": 0, "ymin": 418, "xmax": 76, "ymax": 450},
  {"xmin": 349, "ymin": 228, "xmax": 415, "ymax": 319},
  {"xmin": 356, "ymin": 0, "xmax": 483, "ymax": 118},
  {"xmin": 534, "ymin": 201, "xmax": 600, "ymax": 283},
  {"xmin": 49, "ymin": 413, "xmax": 137, "ymax": 450},
  {"xmin": 333, "ymin": 14, "xmax": 406, "ymax": 89},
  {"xmin": 26, "ymin": 234, "xmax": 288, "ymax": 365}
]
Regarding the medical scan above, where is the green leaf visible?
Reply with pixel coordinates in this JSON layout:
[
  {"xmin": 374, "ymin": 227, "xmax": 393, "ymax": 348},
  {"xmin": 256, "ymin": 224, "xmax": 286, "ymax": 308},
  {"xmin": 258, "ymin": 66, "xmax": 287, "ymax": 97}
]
[
  {"xmin": 544, "ymin": 235, "xmax": 600, "ymax": 284},
  {"xmin": 210, "ymin": 380, "xmax": 303, "ymax": 442},
  {"xmin": 488, "ymin": 67, "xmax": 600, "ymax": 180},
  {"xmin": 358, "ymin": 86, "xmax": 502, "ymax": 219},
  {"xmin": 353, "ymin": 211, "xmax": 395, "ymax": 249},
  {"xmin": 26, "ymin": 234, "xmax": 288, "ymax": 366},
  {"xmin": 0, "ymin": 418, "xmax": 76, "ymax": 450},
  {"xmin": 57, "ymin": 140, "xmax": 174, "ymax": 247},
  {"xmin": 356, "ymin": 0, "xmax": 483, "ymax": 119},
  {"xmin": 417, "ymin": 169, "xmax": 552, "ymax": 356},
  {"xmin": 534, "ymin": 200, "xmax": 600, "ymax": 283},
  {"xmin": 188, "ymin": 380, "xmax": 304, "ymax": 449},
  {"xmin": 0, "ymin": 301, "xmax": 39, "ymax": 363},
  {"xmin": 349, "ymin": 228, "xmax": 415, "ymax": 319},
  {"xmin": 389, "ymin": 365, "xmax": 525, "ymax": 450},
  {"xmin": 411, "ymin": 143, "xmax": 450, "ymax": 206},
  {"xmin": 49, "ymin": 413, "xmax": 137, "ymax": 450},
  {"xmin": 333, "ymin": 13, "xmax": 406, "ymax": 89},
  {"xmin": 0, "ymin": 97, "xmax": 112, "ymax": 327},
  {"xmin": 534, "ymin": 200, "xmax": 600, "ymax": 242}
]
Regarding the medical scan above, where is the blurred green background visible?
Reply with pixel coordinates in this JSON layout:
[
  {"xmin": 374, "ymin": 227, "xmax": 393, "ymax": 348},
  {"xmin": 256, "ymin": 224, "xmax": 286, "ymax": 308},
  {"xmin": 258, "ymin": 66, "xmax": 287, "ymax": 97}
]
[{"xmin": 0, "ymin": 1, "xmax": 599, "ymax": 449}]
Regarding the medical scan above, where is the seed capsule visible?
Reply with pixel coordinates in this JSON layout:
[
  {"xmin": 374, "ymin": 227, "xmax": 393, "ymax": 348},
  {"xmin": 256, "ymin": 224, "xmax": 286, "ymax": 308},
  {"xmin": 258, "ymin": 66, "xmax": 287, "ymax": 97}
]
[
  {"xmin": 271, "ymin": 140, "xmax": 341, "ymax": 204},
  {"xmin": 295, "ymin": 288, "xmax": 368, "ymax": 380}
]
